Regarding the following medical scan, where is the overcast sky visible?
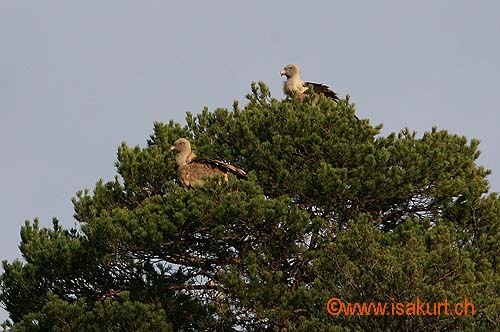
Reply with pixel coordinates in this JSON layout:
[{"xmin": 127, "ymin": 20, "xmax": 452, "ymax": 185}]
[{"xmin": 1, "ymin": 0, "xmax": 499, "ymax": 322}]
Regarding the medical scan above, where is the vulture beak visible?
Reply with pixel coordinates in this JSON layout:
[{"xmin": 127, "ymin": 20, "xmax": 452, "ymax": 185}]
[
  {"xmin": 280, "ymin": 69, "xmax": 286, "ymax": 76},
  {"xmin": 170, "ymin": 145, "xmax": 176, "ymax": 151}
]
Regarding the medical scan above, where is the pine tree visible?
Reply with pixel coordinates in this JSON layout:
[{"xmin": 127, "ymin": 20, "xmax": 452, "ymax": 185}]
[{"xmin": 1, "ymin": 82, "xmax": 499, "ymax": 331}]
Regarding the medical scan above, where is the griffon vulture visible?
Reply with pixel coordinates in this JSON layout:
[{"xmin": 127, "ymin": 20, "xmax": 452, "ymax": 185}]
[
  {"xmin": 280, "ymin": 64, "xmax": 340, "ymax": 102},
  {"xmin": 171, "ymin": 138, "xmax": 247, "ymax": 188}
]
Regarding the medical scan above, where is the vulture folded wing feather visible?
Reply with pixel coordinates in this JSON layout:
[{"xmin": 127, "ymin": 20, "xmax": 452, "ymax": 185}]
[
  {"xmin": 193, "ymin": 158, "xmax": 247, "ymax": 179},
  {"xmin": 305, "ymin": 82, "xmax": 340, "ymax": 102},
  {"xmin": 178, "ymin": 163, "xmax": 227, "ymax": 188}
]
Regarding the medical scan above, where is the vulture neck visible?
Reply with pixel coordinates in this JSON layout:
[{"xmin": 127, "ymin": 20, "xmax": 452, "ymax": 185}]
[
  {"xmin": 285, "ymin": 75, "xmax": 307, "ymax": 96},
  {"xmin": 175, "ymin": 151, "xmax": 196, "ymax": 167}
]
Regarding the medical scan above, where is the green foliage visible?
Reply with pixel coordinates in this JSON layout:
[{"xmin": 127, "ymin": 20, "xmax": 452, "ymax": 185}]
[
  {"xmin": 5, "ymin": 293, "xmax": 171, "ymax": 332},
  {"xmin": 1, "ymin": 83, "xmax": 499, "ymax": 331}
]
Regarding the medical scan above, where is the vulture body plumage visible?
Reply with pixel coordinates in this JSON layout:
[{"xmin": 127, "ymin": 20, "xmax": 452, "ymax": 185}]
[
  {"xmin": 280, "ymin": 64, "xmax": 340, "ymax": 103},
  {"xmin": 171, "ymin": 138, "xmax": 247, "ymax": 188}
]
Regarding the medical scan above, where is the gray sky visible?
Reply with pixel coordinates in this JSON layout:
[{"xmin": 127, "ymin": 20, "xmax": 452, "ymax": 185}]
[{"xmin": 1, "ymin": 0, "xmax": 499, "ymax": 322}]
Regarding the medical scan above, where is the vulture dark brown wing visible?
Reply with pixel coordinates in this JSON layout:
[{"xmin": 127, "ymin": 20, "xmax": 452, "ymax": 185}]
[
  {"xmin": 192, "ymin": 158, "xmax": 247, "ymax": 179},
  {"xmin": 305, "ymin": 82, "xmax": 340, "ymax": 102}
]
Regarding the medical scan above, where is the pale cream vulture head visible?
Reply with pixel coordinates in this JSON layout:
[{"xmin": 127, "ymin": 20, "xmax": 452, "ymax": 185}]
[
  {"xmin": 171, "ymin": 137, "xmax": 191, "ymax": 154},
  {"xmin": 171, "ymin": 138, "xmax": 196, "ymax": 167},
  {"xmin": 280, "ymin": 64, "xmax": 301, "ymax": 79}
]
